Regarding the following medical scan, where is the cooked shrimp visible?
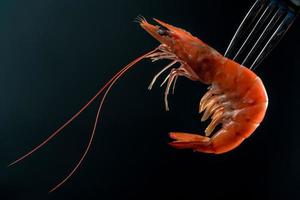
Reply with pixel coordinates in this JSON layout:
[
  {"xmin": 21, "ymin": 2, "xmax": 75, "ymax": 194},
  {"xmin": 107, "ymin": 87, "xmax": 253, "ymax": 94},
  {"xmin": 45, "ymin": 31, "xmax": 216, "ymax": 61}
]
[
  {"xmin": 141, "ymin": 18, "xmax": 268, "ymax": 154},
  {"xmin": 9, "ymin": 17, "xmax": 268, "ymax": 192}
]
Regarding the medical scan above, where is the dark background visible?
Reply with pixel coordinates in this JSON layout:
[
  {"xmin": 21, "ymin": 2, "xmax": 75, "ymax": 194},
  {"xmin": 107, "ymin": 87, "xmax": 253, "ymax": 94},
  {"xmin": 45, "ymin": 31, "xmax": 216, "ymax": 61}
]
[{"xmin": 0, "ymin": 0, "xmax": 299, "ymax": 199}]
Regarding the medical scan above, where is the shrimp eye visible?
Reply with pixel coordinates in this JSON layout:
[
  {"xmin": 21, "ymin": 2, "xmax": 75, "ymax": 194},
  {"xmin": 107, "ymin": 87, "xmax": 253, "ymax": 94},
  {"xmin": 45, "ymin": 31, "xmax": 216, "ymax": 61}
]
[{"xmin": 157, "ymin": 26, "xmax": 169, "ymax": 36}]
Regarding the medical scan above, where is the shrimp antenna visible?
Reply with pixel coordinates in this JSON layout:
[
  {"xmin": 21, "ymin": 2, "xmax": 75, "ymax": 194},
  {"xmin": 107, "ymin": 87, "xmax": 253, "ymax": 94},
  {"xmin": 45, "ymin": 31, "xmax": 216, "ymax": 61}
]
[
  {"xmin": 8, "ymin": 48, "xmax": 158, "ymax": 169},
  {"xmin": 49, "ymin": 48, "xmax": 158, "ymax": 192},
  {"xmin": 49, "ymin": 71, "xmax": 118, "ymax": 193}
]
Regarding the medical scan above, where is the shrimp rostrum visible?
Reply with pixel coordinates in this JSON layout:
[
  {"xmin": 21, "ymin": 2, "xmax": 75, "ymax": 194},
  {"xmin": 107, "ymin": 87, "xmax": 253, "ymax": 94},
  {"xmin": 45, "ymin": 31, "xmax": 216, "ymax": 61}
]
[{"xmin": 10, "ymin": 18, "xmax": 268, "ymax": 192}]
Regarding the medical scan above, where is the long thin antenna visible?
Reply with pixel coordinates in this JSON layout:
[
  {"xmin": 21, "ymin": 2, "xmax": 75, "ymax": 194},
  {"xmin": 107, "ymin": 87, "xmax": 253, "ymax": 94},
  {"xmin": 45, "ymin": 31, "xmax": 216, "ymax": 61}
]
[
  {"xmin": 49, "ymin": 67, "xmax": 121, "ymax": 193},
  {"xmin": 8, "ymin": 49, "xmax": 158, "ymax": 167}
]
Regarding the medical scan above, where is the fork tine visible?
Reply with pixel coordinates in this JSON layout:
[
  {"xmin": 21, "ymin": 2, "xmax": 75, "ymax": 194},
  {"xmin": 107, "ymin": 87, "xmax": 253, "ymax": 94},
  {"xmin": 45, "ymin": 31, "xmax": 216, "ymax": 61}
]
[
  {"xmin": 225, "ymin": 0, "xmax": 299, "ymax": 70},
  {"xmin": 250, "ymin": 10, "xmax": 298, "ymax": 69},
  {"xmin": 232, "ymin": 1, "xmax": 277, "ymax": 61},
  {"xmin": 224, "ymin": 0, "xmax": 268, "ymax": 58},
  {"xmin": 242, "ymin": 6, "xmax": 285, "ymax": 66}
]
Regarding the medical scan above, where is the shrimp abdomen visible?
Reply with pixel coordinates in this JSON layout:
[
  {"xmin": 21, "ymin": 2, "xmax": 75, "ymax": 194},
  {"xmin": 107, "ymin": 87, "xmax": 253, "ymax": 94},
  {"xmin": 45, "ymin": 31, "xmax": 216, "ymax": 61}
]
[
  {"xmin": 208, "ymin": 61, "xmax": 268, "ymax": 153},
  {"xmin": 170, "ymin": 59, "xmax": 268, "ymax": 154}
]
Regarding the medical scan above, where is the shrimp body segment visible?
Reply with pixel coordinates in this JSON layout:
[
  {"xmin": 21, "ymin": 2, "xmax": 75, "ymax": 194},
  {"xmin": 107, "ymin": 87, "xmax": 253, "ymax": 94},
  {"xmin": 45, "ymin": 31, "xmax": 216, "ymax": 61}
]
[{"xmin": 141, "ymin": 19, "xmax": 268, "ymax": 154}]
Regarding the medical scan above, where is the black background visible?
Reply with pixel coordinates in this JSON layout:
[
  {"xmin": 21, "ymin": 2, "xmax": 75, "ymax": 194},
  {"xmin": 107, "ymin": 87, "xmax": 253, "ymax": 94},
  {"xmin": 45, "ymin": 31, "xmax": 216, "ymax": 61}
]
[{"xmin": 0, "ymin": 0, "xmax": 299, "ymax": 200}]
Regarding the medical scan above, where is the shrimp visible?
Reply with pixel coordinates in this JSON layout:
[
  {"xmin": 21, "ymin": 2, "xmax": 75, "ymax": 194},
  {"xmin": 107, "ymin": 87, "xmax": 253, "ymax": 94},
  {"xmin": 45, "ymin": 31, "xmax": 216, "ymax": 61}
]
[
  {"xmin": 140, "ymin": 18, "xmax": 268, "ymax": 154},
  {"xmin": 9, "ymin": 17, "xmax": 268, "ymax": 192}
]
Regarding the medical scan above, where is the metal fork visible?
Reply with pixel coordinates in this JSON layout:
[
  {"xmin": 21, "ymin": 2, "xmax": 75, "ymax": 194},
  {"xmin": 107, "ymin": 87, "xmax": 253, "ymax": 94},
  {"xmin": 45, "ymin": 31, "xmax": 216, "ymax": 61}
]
[{"xmin": 224, "ymin": 0, "xmax": 300, "ymax": 70}]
